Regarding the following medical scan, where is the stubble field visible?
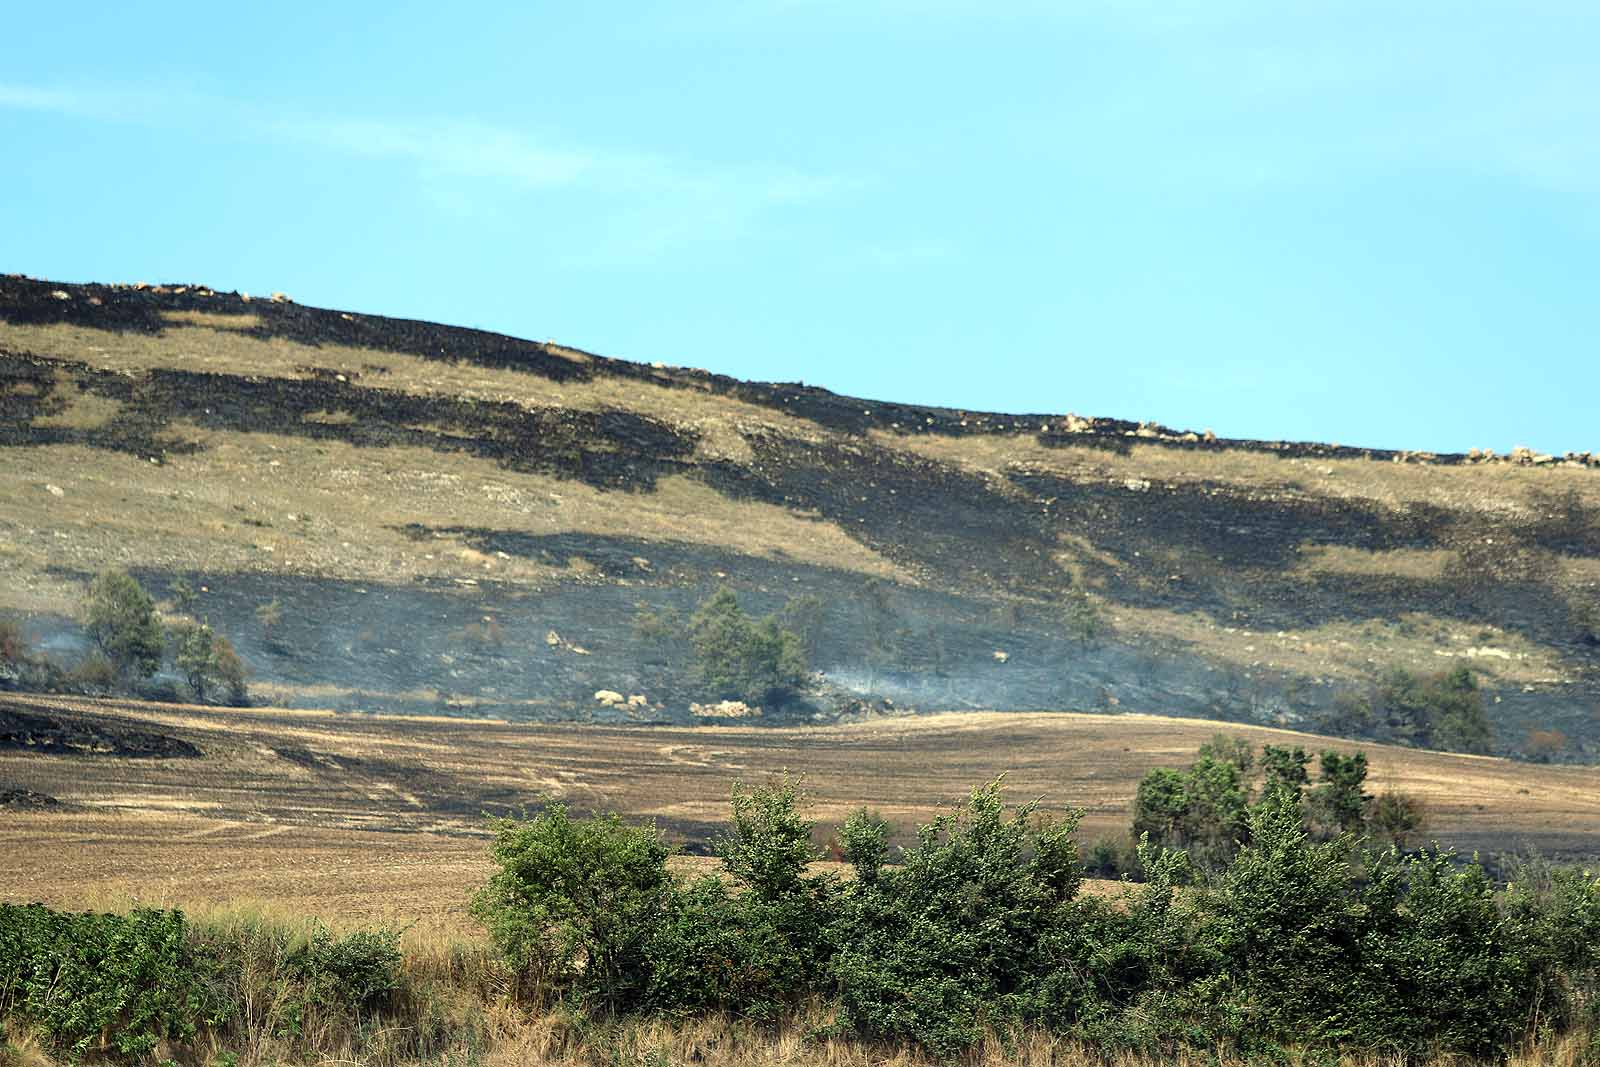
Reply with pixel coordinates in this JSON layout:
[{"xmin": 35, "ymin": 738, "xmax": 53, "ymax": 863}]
[{"xmin": 3, "ymin": 692, "xmax": 1596, "ymax": 935}]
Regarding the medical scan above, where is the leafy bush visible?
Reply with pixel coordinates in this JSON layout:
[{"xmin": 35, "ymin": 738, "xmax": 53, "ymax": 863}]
[
  {"xmin": 639, "ymin": 876, "xmax": 802, "ymax": 1019},
  {"xmin": 837, "ymin": 807, "xmax": 892, "ymax": 885},
  {"xmin": 196, "ymin": 914, "xmax": 404, "ymax": 1058},
  {"xmin": 1200, "ymin": 795, "xmax": 1390, "ymax": 1048},
  {"xmin": 0, "ymin": 904, "xmax": 220, "ymax": 1062},
  {"xmin": 829, "ymin": 781, "xmax": 1085, "ymax": 1055},
  {"xmin": 713, "ymin": 779, "xmax": 837, "ymax": 1000},
  {"xmin": 688, "ymin": 588, "xmax": 808, "ymax": 706},
  {"xmin": 1306, "ymin": 751, "xmax": 1370, "ymax": 837},
  {"xmin": 471, "ymin": 805, "xmax": 673, "ymax": 1008},
  {"xmin": 1060, "ymin": 587, "xmax": 1105, "ymax": 645}
]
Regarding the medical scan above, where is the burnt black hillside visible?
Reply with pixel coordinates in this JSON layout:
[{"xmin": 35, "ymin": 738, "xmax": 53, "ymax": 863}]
[{"xmin": 2, "ymin": 274, "xmax": 1597, "ymax": 759}]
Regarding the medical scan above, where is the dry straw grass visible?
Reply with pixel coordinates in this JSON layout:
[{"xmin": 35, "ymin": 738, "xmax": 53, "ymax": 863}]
[{"xmin": 4, "ymin": 319, "xmax": 803, "ymax": 462}]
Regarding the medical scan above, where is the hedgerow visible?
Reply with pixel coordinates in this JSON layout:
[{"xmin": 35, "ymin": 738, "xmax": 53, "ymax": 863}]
[{"xmin": 471, "ymin": 778, "xmax": 1600, "ymax": 1062}]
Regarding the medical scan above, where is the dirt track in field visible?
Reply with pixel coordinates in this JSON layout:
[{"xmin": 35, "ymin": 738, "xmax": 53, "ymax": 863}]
[{"xmin": 3, "ymin": 693, "xmax": 1597, "ymax": 932}]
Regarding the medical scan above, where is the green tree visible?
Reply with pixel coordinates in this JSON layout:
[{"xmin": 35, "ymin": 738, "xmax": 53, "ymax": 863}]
[
  {"xmin": 1370, "ymin": 789, "xmax": 1427, "ymax": 850},
  {"xmin": 688, "ymin": 588, "xmax": 808, "ymax": 705},
  {"xmin": 1260, "ymin": 744, "xmax": 1312, "ymax": 798},
  {"xmin": 1430, "ymin": 666, "xmax": 1492, "ymax": 753},
  {"xmin": 1179, "ymin": 755, "xmax": 1251, "ymax": 868},
  {"xmin": 1197, "ymin": 733, "xmax": 1255, "ymax": 774},
  {"xmin": 170, "ymin": 622, "xmax": 249, "ymax": 704},
  {"xmin": 1375, "ymin": 666, "xmax": 1492, "ymax": 754},
  {"xmin": 1131, "ymin": 767, "xmax": 1189, "ymax": 850},
  {"xmin": 84, "ymin": 569, "xmax": 164, "ymax": 683},
  {"xmin": 1307, "ymin": 751, "xmax": 1370, "ymax": 837}
]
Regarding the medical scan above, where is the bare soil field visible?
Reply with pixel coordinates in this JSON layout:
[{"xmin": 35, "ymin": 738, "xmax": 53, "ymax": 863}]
[{"xmin": 3, "ymin": 693, "xmax": 1597, "ymax": 934}]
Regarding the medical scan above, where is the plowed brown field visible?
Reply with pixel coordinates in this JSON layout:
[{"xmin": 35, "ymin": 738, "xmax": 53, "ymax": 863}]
[{"xmin": 3, "ymin": 693, "xmax": 1595, "ymax": 933}]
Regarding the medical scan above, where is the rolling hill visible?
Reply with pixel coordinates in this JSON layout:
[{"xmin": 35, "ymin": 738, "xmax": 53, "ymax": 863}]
[{"xmin": 2, "ymin": 274, "xmax": 1598, "ymax": 759}]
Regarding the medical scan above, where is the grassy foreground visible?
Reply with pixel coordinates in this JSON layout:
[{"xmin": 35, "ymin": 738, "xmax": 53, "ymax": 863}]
[
  {"xmin": 8, "ymin": 790, "xmax": 1600, "ymax": 1067},
  {"xmin": 1, "ymin": 908, "xmax": 1595, "ymax": 1067}
]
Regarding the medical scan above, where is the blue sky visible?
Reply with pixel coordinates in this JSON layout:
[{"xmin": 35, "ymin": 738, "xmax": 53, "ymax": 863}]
[{"xmin": 4, "ymin": 2, "xmax": 1597, "ymax": 453}]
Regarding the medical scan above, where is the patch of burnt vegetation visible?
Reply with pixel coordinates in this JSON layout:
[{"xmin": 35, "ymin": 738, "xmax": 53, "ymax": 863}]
[
  {"xmin": 0, "ymin": 702, "xmax": 200, "ymax": 758},
  {"xmin": 708, "ymin": 428, "xmax": 1063, "ymax": 594},
  {"xmin": 0, "ymin": 787, "xmax": 61, "ymax": 809},
  {"xmin": 1, "ymin": 352, "xmax": 701, "ymax": 491}
]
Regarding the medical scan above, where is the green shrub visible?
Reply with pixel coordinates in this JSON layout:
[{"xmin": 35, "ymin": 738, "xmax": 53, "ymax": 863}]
[
  {"xmin": 1200, "ymin": 795, "xmax": 1392, "ymax": 1049},
  {"xmin": 0, "ymin": 904, "xmax": 220, "ymax": 1062},
  {"xmin": 713, "ymin": 779, "xmax": 837, "ymax": 998},
  {"xmin": 1306, "ymin": 751, "xmax": 1370, "ymax": 838},
  {"xmin": 290, "ymin": 925, "xmax": 403, "ymax": 1016},
  {"xmin": 459, "ymin": 771, "xmax": 1600, "ymax": 1061},
  {"xmin": 195, "ymin": 914, "xmax": 403, "ymax": 1055},
  {"xmin": 471, "ymin": 805, "xmax": 672, "ymax": 1009},
  {"xmin": 837, "ymin": 808, "xmax": 892, "ymax": 885},
  {"xmin": 717, "ymin": 777, "xmax": 819, "ymax": 901},
  {"xmin": 1060, "ymin": 587, "xmax": 1105, "ymax": 645},
  {"xmin": 829, "ymin": 781, "xmax": 1085, "ymax": 1056}
]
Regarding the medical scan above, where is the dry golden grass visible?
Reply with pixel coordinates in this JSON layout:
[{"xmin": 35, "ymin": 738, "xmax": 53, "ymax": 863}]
[
  {"xmin": 1296, "ymin": 544, "xmax": 1455, "ymax": 581},
  {"xmin": 885, "ymin": 430, "xmax": 1600, "ymax": 513},
  {"xmin": 0, "ymin": 426, "xmax": 911, "ymax": 617},
  {"xmin": 2, "ymin": 320, "xmax": 808, "ymax": 463},
  {"xmin": 465, "ymin": 1012, "xmax": 1599, "ymax": 1067},
  {"xmin": 5, "ymin": 694, "xmax": 1597, "ymax": 935},
  {"xmin": 1105, "ymin": 602, "xmax": 1566, "ymax": 685},
  {"xmin": 3, "ymin": 993, "xmax": 1590, "ymax": 1067},
  {"xmin": 159, "ymin": 309, "xmax": 262, "ymax": 331},
  {"xmin": 24, "ymin": 373, "xmax": 125, "ymax": 431}
]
